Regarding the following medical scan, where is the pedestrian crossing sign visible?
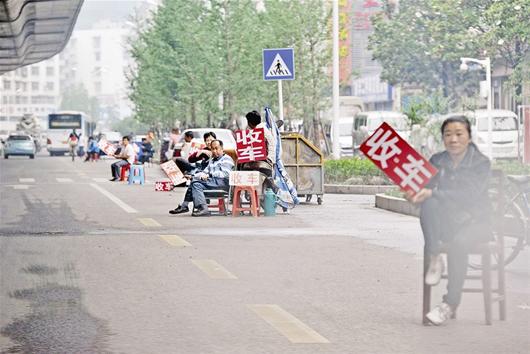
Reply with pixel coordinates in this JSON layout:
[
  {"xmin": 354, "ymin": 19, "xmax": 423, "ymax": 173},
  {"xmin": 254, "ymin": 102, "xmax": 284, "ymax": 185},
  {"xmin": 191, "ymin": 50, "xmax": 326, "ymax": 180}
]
[{"xmin": 263, "ymin": 48, "xmax": 295, "ymax": 81}]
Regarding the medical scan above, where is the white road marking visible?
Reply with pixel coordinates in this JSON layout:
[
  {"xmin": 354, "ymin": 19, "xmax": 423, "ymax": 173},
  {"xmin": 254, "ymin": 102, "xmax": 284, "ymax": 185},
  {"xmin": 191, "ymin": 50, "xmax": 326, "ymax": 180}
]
[
  {"xmin": 191, "ymin": 259, "xmax": 237, "ymax": 279},
  {"xmin": 56, "ymin": 178, "xmax": 73, "ymax": 183},
  {"xmin": 89, "ymin": 183, "xmax": 138, "ymax": 213},
  {"xmin": 19, "ymin": 178, "xmax": 35, "ymax": 183},
  {"xmin": 159, "ymin": 235, "xmax": 191, "ymax": 247},
  {"xmin": 248, "ymin": 304, "xmax": 330, "ymax": 343},
  {"xmin": 13, "ymin": 185, "xmax": 29, "ymax": 190},
  {"xmin": 92, "ymin": 178, "xmax": 109, "ymax": 183}
]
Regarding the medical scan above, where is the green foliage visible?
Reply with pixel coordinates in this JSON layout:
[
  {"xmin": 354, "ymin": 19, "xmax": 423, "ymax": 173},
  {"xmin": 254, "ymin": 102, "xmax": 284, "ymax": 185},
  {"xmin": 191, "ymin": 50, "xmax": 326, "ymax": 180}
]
[
  {"xmin": 112, "ymin": 117, "xmax": 151, "ymax": 136},
  {"xmin": 324, "ymin": 157, "xmax": 390, "ymax": 184},
  {"xmin": 60, "ymin": 83, "xmax": 101, "ymax": 120},
  {"xmin": 493, "ymin": 160, "xmax": 530, "ymax": 175},
  {"xmin": 127, "ymin": 0, "xmax": 331, "ymax": 133}
]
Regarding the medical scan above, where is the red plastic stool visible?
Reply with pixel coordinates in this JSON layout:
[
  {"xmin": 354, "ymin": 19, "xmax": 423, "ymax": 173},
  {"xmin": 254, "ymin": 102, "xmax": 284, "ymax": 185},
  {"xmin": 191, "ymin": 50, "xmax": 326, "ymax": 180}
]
[
  {"xmin": 120, "ymin": 164, "xmax": 130, "ymax": 181},
  {"xmin": 232, "ymin": 186, "xmax": 259, "ymax": 217}
]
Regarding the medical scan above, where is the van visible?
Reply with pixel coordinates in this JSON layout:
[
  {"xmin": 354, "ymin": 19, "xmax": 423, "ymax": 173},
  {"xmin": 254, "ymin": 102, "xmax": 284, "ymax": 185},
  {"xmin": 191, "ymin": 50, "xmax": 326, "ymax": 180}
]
[
  {"xmin": 352, "ymin": 111, "xmax": 409, "ymax": 153},
  {"xmin": 471, "ymin": 109, "xmax": 520, "ymax": 159}
]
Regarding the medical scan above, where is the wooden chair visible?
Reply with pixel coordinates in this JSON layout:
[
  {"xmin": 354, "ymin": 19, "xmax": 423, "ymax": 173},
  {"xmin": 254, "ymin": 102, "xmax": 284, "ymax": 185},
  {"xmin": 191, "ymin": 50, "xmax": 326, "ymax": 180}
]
[{"xmin": 422, "ymin": 169, "xmax": 507, "ymax": 325}]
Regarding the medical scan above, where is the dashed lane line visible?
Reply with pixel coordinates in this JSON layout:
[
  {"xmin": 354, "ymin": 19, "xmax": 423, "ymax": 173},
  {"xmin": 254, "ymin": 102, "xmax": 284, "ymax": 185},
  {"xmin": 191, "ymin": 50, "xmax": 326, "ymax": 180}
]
[
  {"xmin": 89, "ymin": 183, "xmax": 138, "ymax": 213},
  {"xmin": 138, "ymin": 218, "xmax": 161, "ymax": 227},
  {"xmin": 159, "ymin": 235, "xmax": 191, "ymax": 247},
  {"xmin": 13, "ymin": 185, "xmax": 29, "ymax": 190},
  {"xmin": 19, "ymin": 178, "xmax": 35, "ymax": 183},
  {"xmin": 191, "ymin": 259, "xmax": 238, "ymax": 279},
  {"xmin": 247, "ymin": 304, "xmax": 330, "ymax": 344},
  {"xmin": 92, "ymin": 178, "xmax": 109, "ymax": 183}
]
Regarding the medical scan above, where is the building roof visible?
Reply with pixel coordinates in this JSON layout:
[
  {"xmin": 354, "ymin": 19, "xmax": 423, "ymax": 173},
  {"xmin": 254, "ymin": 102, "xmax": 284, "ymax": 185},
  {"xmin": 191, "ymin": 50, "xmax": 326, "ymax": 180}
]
[{"xmin": 0, "ymin": 0, "xmax": 84, "ymax": 74}]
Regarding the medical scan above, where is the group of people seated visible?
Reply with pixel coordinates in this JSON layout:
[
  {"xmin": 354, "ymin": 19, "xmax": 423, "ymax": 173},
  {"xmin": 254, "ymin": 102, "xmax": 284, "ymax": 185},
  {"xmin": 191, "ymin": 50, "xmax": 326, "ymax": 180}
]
[
  {"xmin": 108, "ymin": 135, "xmax": 155, "ymax": 181},
  {"xmin": 169, "ymin": 110, "xmax": 277, "ymax": 217}
]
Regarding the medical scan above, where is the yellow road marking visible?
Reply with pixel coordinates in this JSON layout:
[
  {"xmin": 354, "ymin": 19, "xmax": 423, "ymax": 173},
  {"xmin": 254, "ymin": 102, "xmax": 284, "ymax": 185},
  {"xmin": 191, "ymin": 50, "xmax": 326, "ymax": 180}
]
[
  {"xmin": 19, "ymin": 178, "xmax": 35, "ymax": 183},
  {"xmin": 159, "ymin": 235, "xmax": 191, "ymax": 247},
  {"xmin": 138, "ymin": 218, "xmax": 161, "ymax": 227},
  {"xmin": 247, "ymin": 304, "xmax": 330, "ymax": 344},
  {"xmin": 191, "ymin": 259, "xmax": 237, "ymax": 279}
]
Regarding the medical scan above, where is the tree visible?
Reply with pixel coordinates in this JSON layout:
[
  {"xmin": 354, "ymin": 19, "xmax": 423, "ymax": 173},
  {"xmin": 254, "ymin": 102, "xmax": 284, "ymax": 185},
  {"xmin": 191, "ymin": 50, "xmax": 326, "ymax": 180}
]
[{"xmin": 60, "ymin": 83, "xmax": 101, "ymax": 119}]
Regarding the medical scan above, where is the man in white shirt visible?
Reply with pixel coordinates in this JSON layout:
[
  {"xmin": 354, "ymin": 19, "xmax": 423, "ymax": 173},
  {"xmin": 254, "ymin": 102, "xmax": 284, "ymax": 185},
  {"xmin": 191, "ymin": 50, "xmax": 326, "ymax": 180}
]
[{"xmin": 110, "ymin": 136, "xmax": 136, "ymax": 181}]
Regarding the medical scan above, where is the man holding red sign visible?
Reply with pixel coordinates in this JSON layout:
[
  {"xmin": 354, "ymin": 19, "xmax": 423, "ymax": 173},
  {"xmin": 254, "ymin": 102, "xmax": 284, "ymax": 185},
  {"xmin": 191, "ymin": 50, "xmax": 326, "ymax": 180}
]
[{"xmin": 362, "ymin": 116, "xmax": 493, "ymax": 326}]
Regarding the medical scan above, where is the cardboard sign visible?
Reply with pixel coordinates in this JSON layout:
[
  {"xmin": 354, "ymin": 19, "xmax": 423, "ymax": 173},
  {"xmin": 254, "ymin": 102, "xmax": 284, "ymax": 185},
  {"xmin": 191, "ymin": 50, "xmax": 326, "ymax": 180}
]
[
  {"xmin": 97, "ymin": 139, "xmax": 117, "ymax": 156},
  {"xmin": 360, "ymin": 122, "xmax": 437, "ymax": 195},
  {"xmin": 160, "ymin": 160, "xmax": 187, "ymax": 186},
  {"xmin": 229, "ymin": 171, "xmax": 260, "ymax": 186},
  {"xmin": 235, "ymin": 128, "xmax": 267, "ymax": 163},
  {"xmin": 154, "ymin": 181, "xmax": 173, "ymax": 191}
]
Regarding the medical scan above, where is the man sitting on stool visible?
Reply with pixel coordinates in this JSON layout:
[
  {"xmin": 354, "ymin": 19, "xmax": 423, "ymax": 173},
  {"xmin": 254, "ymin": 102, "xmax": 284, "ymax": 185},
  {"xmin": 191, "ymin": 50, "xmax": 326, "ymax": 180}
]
[
  {"xmin": 110, "ymin": 136, "xmax": 135, "ymax": 181},
  {"xmin": 169, "ymin": 139, "xmax": 234, "ymax": 217}
]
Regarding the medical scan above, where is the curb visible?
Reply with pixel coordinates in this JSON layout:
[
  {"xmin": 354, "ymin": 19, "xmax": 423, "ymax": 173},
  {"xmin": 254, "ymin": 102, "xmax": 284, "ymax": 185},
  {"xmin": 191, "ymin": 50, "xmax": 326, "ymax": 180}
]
[
  {"xmin": 324, "ymin": 184, "xmax": 394, "ymax": 195},
  {"xmin": 374, "ymin": 193, "xmax": 419, "ymax": 217}
]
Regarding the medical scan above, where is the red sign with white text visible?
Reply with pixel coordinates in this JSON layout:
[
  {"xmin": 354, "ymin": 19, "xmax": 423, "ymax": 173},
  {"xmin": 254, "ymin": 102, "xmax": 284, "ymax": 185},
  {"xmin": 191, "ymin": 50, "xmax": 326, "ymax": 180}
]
[
  {"xmin": 360, "ymin": 122, "xmax": 438, "ymax": 195},
  {"xmin": 154, "ymin": 181, "xmax": 173, "ymax": 191},
  {"xmin": 235, "ymin": 128, "xmax": 267, "ymax": 163}
]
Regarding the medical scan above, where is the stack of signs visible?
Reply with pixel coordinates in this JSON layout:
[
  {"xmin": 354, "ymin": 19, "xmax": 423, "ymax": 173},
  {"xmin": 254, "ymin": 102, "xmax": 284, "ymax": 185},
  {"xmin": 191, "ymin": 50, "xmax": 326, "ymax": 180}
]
[
  {"xmin": 360, "ymin": 122, "xmax": 438, "ymax": 195},
  {"xmin": 160, "ymin": 160, "xmax": 187, "ymax": 187},
  {"xmin": 235, "ymin": 128, "xmax": 267, "ymax": 163},
  {"xmin": 97, "ymin": 139, "xmax": 117, "ymax": 156}
]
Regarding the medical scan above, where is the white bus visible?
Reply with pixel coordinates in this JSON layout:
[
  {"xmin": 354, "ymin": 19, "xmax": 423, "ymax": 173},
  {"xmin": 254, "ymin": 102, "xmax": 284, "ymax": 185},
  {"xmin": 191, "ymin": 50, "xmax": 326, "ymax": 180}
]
[{"xmin": 46, "ymin": 111, "xmax": 95, "ymax": 156}]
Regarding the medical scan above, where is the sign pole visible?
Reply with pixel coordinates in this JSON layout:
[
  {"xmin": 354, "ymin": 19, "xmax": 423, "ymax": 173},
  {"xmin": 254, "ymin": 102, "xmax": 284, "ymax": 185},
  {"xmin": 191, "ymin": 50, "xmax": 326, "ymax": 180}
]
[
  {"xmin": 278, "ymin": 80, "xmax": 284, "ymax": 122},
  {"xmin": 332, "ymin": 0, "xmax": 340, "ymax": 160}
]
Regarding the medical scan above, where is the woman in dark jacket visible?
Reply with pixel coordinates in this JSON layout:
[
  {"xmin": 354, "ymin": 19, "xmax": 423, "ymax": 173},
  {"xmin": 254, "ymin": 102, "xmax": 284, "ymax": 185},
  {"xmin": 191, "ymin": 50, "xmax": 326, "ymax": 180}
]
[{"xmin": 407, "ymin": 115, "xmax": 493, "ymax": 325}]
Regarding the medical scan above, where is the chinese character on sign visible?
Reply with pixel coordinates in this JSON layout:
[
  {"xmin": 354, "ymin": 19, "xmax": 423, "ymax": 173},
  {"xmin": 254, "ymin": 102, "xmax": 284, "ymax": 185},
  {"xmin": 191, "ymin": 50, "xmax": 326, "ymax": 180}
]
[
  {"xmin": 235, "ymin": 128, "xmax": 267, "ymax": 163},
  {"xmin": 97, "ymin": 140, "xmax": 117, "ymax": 156},
  {"xmin": 360, "ymin": 122, "xmax": 438, "ymax": 195},
  {"xmin": 160, "ymin": 160, "xmax": 187, "ymax": 186},
  {"xmin": 229, "ymin": 171, "xmax": 260, "ymax": 186},
  {"xmin": 154, "ymin": 181, "xmax": 173, "ymax": 191}
]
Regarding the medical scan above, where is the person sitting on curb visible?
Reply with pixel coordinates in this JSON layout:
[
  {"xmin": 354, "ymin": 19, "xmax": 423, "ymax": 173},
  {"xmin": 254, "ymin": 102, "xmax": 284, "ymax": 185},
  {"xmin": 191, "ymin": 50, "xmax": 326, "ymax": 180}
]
[
  {"xmin": 110, "ymin": 136, "xmax": 135, "ymax": 181},
  {"xmin": 169, "ymin": 139, "xmax": 234, "ymax": 217},
  {"xmin": 406, "ymin": 115, "xmax": 493, "ymax": 326}
]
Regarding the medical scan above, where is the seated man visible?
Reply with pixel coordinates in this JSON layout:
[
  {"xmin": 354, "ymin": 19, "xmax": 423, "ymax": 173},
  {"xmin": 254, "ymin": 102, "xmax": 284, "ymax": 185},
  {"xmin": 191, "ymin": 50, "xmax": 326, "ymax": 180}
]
[
  {"xmin": 140, "ymin": 137, "xmax": 154, "ymax": 164},
  {"xmin": 169, "ymin": 139, "xmax": 234, "ymax": 217},
  {"xmin": 239, "ymin": 110, "xmax": 277, "ymax": 193},
  {"xmin": 110, "ymin": 136, "xmax": 135, "ymax": 181}
]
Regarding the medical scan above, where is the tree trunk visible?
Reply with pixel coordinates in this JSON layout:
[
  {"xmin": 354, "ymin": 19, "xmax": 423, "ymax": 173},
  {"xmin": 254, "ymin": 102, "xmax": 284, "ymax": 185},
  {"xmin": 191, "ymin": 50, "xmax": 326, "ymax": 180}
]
[{"xmin": 190, "ymin": 98, "xmax": 197, "ymax": 127}]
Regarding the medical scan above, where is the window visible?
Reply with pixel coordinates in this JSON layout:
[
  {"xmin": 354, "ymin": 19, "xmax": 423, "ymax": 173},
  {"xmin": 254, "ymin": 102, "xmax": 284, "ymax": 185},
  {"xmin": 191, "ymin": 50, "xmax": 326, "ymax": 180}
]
[
  {"xmin": 95, "ymin": 52, "xmax": 101, "ymax": 61},
  {"xmin": 31, "ymin": 82, "xmax": 39, "ymax": 91},
  {"xmin": 21, "ymin": 67, "xmax": 28, "ymax": 77},
  {"xmin": 46, "ymin": 82, "xmax": 54, "ymax": 91},
  {"xmin": 94, "ymin": 66, "xmax": 101, "ymax": 76},
  {"xmin": 3, "ymin": 80, "xmax": 11, "ymax": 90},
  {"xmin": 46, "ymin": 66, "xmax": 54, "ymax": 76},
  {"xmin": 94, "ymin": 81, "xmax": 102, "ymax": 93},
  {"xmin": 31, "ymin": 66, "xmax": 39, "ymax": 76}
]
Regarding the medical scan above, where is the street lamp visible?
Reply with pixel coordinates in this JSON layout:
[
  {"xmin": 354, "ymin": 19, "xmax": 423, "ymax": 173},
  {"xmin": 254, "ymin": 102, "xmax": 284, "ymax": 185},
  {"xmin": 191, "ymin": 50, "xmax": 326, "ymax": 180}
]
[{"xmin": 460, "ymin": 57, "xmax": 492, "ymax": 160}]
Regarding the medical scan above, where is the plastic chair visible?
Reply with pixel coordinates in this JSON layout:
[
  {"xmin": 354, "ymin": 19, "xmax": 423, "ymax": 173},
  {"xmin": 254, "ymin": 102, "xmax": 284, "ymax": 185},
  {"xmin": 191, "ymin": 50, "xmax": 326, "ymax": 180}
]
[
  {"xmin": 120, "ymin": 164, "xmax": 130, "ymax": 181},
  {"xmin": 128, "ymin": 164, "xmax": 145, "ymax": 185},
  {"xmin": 232, "ymin": 185, "xmax": 259, "ymax": 217}
]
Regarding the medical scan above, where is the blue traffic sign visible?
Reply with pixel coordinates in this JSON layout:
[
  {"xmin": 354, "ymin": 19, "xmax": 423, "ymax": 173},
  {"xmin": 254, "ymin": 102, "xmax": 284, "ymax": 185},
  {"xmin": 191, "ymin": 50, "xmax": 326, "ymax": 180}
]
[{"xmin": 263, "ymin": 48, "xmax": 295, "ymax": 81}]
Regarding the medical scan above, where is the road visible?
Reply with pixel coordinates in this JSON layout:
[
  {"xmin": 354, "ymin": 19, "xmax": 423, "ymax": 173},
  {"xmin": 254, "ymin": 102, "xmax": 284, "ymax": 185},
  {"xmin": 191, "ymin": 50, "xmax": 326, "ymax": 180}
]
[{"xmin": 0, "ymin": 153, "xmax": 529, "ymax": 353}]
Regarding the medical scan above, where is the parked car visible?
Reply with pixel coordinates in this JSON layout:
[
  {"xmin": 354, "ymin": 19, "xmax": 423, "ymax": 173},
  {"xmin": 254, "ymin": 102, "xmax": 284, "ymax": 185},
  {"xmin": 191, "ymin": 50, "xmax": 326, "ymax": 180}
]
[
  {"xmin": 3, "ymin": 133, "xmax": 37, "ymax": 159},
  {"xmin": 161, "ymin": 128, "xmax": 237, "ymax": 163},
  {"xmin": 352, "ymin": 111, "xmax": 409, "ymax": 154},
  {"xmin": 471, "ymin": 109, "xmax": 521, "ymax": 159}
]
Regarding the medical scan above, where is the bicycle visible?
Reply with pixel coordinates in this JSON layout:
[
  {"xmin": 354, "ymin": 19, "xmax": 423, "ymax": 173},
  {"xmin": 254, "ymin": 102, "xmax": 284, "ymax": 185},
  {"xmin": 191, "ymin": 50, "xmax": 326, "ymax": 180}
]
[{"xmin": 469, "ymin": 174, "xmax": 530, "ymax": 269}]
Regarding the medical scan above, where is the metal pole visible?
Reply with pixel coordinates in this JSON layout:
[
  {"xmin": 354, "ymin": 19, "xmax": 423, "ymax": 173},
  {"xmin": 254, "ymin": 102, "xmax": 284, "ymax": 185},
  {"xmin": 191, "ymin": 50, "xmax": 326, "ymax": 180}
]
[
  {"xmin": 278, "ymin": 80, "xmax": 284, "ymax": 122},
  {"xmin": 485, "ymin": 57, "xmax": 493, "ymax": 160},
  {"xmin": 332, "ymin": 0, "xmax": 340, "ymax": 159}
]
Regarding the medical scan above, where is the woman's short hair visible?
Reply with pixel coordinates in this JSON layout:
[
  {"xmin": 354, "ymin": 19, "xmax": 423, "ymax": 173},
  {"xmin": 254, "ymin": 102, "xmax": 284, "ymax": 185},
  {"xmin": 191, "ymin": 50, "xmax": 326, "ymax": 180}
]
[
  {"xmin": 441, "ymin": 115, "xmax": 472, "ymax": 138},
  {"xmin": 203, "ymin": 131, "xmax": 217, "ymax": 140}
]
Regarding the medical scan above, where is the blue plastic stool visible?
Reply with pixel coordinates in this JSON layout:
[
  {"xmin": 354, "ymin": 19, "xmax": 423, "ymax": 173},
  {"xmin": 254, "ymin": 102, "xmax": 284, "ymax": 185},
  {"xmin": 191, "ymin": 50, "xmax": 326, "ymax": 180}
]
[{"xmin": 128, "ymin": 164, "xmax": 145, "ymax": 185}]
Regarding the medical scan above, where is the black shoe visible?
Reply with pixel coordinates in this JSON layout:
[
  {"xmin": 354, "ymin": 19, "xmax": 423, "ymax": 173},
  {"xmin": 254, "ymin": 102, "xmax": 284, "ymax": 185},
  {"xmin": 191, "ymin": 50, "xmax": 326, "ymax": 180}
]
[
  {"xmin": 192, "ymin": 208, "xmax": 210, "ymax": 217},
  {"xmin": 109, "ymin": 177, "xmax": 118, "ymax": 181},
  {"xmin": 169, "ymin": 205, "xmax": 190, "ymax": 215}
]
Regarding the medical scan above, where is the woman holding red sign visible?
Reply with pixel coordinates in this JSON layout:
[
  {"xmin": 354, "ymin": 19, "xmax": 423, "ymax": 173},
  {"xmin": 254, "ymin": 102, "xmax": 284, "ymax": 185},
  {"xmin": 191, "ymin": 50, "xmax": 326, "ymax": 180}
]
[{"xmin": 406, "ymin": 115, "xmax": 493, "ymax": 326}]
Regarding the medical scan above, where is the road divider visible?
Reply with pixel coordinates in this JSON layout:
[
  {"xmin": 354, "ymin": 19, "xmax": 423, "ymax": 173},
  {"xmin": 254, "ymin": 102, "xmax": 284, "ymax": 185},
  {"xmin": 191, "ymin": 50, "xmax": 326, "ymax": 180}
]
[
  {"xmin": 247, "ymin": 304, "xmax": 329, "ymax": 344},
  {"xmin": 159, "ymin": 235, "xmax": 191, "ymax": 247},
  {"xmin": 138, "ymin": 218, "xmax": 161, "ymax": 227},
  {"xmin": 89, "ymin": 183, "xmax": 138, "ymax": 213},
  {"xmin": 191, "ymin": 259, "xmax": 237, "ymax": 279},
  {"xmin": 19, "ymin": 178, "xmax": 35, "ymax": 183}
]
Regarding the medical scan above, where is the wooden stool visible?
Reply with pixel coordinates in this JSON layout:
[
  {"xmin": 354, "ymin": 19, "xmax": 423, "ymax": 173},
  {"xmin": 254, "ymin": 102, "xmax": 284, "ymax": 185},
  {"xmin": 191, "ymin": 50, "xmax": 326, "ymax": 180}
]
[
  {"xmin": 232, "ymin": 186, "xmax": 259, "ymax": 217},
  {"xmin": 422, "ymin": 241, "xmax": 506, "ymax": 325},
  {"xmin": 120, "ymin": 164, "xmax": 130, "ymax": 181}
]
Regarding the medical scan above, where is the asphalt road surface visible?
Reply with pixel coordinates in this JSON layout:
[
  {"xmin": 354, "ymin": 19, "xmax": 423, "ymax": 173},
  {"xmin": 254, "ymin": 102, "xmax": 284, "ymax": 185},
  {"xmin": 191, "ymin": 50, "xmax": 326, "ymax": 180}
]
[{"xmin": 1, "ymin": 153, "xmax": 528, "ymax": 353}]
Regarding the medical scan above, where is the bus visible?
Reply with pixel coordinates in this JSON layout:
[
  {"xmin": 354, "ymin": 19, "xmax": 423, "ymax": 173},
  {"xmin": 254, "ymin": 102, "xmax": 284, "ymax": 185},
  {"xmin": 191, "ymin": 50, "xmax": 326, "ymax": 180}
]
[{"xmin": 46, "ymin": 111, "xmax": 95, "ymax": 156}]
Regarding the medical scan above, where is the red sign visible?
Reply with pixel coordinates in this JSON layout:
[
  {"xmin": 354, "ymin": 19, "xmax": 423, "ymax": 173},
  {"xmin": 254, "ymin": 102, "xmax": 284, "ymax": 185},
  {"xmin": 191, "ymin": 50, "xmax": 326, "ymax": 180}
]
[
  {"xmin": 235, "ymin": 128, "xmax": 267, "ymax": 163},
  {"xmin": 360, "ymin": 122, "xmax": 437, "ymax": 195},
  {"xmin": 154, "ymin": 181, "xmax": 173, "ymax": 191}
]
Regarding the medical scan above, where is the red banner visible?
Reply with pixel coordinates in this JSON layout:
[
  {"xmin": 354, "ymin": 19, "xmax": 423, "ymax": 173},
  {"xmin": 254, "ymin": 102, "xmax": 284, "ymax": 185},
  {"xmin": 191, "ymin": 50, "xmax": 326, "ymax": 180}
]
[
  {"xmin": 235, "ymin": 128, "xmax": 267, "ymax": 163},
  {"xmin": 360, "ymin": 122, "xmax": 437, "ymax": 195}
]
